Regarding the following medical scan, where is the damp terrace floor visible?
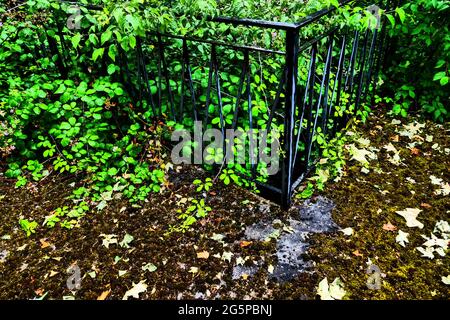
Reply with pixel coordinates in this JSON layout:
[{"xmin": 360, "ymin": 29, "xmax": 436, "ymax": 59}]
[{"xmin": 0, "ymin": 111, "xmax": 449, "ymax": 299}]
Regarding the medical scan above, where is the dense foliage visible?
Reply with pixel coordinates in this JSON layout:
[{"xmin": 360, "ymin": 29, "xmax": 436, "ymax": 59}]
[
  {"xmin": 382, "ymin": 0, "xmax": 449, "ymax": 121},
  {"xmin": 0, "ymin": 0, "xmax": 448, "ymax": 233}
]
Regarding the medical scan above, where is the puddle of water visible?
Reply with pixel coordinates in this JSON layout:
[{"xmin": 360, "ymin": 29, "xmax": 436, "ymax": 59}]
[
  {"xmin": 233, "ymin": 196, "xmax": 338, "ymax": 282},
  {"xmin": 232, "ymin": 264, "xmax": 260, "ymax": 280}
]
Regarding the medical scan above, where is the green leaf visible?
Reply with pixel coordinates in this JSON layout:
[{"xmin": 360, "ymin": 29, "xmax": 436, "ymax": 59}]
[
  {"xmin": 108, "ymin": 45, "xmax": 117, "ymax": 62},
  {"xmin": 386, "ymin": 14, "xmax": 395, "ymax": 27},
  {"xmin": 108, "ymin": 167, "xmax": 118, "ymax": 176},
  {"xmin": 107, "ymin": 64, "xmax": 117, "ymax": 75},
  {"xmin": 101, "ymin": 30, "xmax": 113, "ymax": 45},
  {"xmin": 440, "ymin": 76, "xmax": 449, "ymax": 86},
  {"xmin": 92, "ymin": 48, "xmax": 105, "ymax": 62},
  {"xmin": 114, "ymin": 87, "xmax": 124, "ymax": 96},
  {"xmin": 129, "ymin": 35, "xmax": 137, "ymax": 49},
  {"xmin": 395, "ymin": 7, "xmax": 406, "ymax": 23},
  {"xmin": 142, "ymin": 263, "xmax": 157, "ymax": 273},
  {"xmin": 54, "ymin": 84, "xmax": 66, "ymax": 94},
  {"xmin": 71, "ymin": 33, "xmax": 82, "ymax": 48},
  {"xmin": 60, "ymin": 122, "xmax": 71, "ymax": 130},
  {"xmin": 68, "ymin": 117, "xmax": 76, "ymax": 126},
  {"xmin": 433, "ymin": 71, "xmax": 446, "ymax": 82}
]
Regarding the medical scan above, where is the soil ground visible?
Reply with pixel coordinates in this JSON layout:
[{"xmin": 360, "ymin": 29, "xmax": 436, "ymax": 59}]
[{"xmin": 0, "ymin": 112, "xmax": 449, "ymax": 300}]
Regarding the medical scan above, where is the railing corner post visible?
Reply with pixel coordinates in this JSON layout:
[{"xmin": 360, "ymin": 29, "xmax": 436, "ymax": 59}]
[{"xmin": 281, "ymin": 28, "xmax": 299, "ymax": 209}]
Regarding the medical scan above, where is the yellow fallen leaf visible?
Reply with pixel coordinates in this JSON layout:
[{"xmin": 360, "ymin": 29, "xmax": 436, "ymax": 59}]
[
  {"xmin": 97, "ymin": 289, "xmax": 111, "ymax": 300},
  {"xmin": 189, "ymin": 267, "xmax": 199, "ymax": 274},
  {"xmin": 196, "ymin": 251, "xmax": 209, "ymax": 259},
  {"xmin": 40, "ymin": 239, "xmax": 51, "ymax": 249},
  {"xmin": 49, "ymin": 270, "xmax": 59, "ymax": 277}
]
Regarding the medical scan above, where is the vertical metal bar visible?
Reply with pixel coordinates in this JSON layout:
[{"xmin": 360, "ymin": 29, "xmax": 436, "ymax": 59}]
[
  {"xmin": 345, "ymin": 30, "xmax": 359, "ymax": 93},
  {"xmin": 180, "ymin": 39, "xmax": 187, "ymax": 119},
  {"xmin": 267, "ymin": 67, "xmax": 287, "ymax": 127},
  {"xmin": 320, "ymin": 35, "xmax": 334, "ymax": 132},
  {"xmin": 137, "ymin": 37, "xmax": 157, "ymax": 116},
  {"xmin": 330, "ymin": 35, "xmax": 347, "ymax": 135},
  {"xmin": 304, "ymin": 44, "xmax": 317, "ymax": 172},
  {"xmin": 204, "ymin": 44, "xmax": 215, "ymax": 130},
  {"xmin": 281, "ymin": 28, "xmax": 299, "ymax": 208},
  {"xmin": 157, "ymin": 35, "xmax": 162, "ymax": 116},
  {"xmin": 183, "ymin": 40, "xmax": 199, "ymax": 122},
  {"xmin": 157, "ymin": 33, "xmax": 176, "ymax": 120},
  {"xmin": 213, "ymin": 48, "xmax": 226, "ymax": 154},
  {"xmin": 329, "ymin": 35, "xmax": 347, "ymax": 118},
  {"xmin": 363, "ymin": 28, "xmax": 379, "ymax": 102},
  {"xmin": 354, "ymin": 28, "xmax": 369, "ymax": 112},
  {"xmin": 231, "ymin": 54, "xmax": 248, "ymax": 130},
  {"xmin": 292, "ymin": 50, "xmax": 314, "ymax": 171},
  {"xmin": 244, "ymin": 50, "xmax": 256, "ymax": 177}
]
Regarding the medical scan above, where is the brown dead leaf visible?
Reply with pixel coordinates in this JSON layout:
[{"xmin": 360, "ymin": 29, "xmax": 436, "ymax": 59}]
[
  {"xmin": 35, "ymin": 288, "xmax": 45, "ymax": 296},
  {"xmin": 390, "ymin": 135, "xmax": 399, "ymax": 142},
  {"xmin": 209, "ymin": 191, "xmax": 217, "ymax": 196},
  {"xmin": 382, "ymin": 222, "xmax": 397, "ymax": 232},
  {"xmin": 196, "ymin": 251, "xmax": 209, "ymax": 259},
  {"xmin": 410, "ymin": 147, "xmax": 420, "ymax": 156},
  {"xmin": 49, "ymin": 270, "xmax": 59, "ymax": 277},
  {"xmin": 240, "ymin": 241, "xmax": 253, "ymax": 248},
  {"xmin": 420, "ymin": 203, "xmax": 432, "ymax": 209},
  {"xmin": 97, "ymin": 289, "xmax": 111, "ymax": 300},
  {"xmin": 352, "ymin": 250, "xmax": 363, "ymax": 257},
  {"xmin": 40, "ymin": 238, "xmax": 51, "ymax": 249}
]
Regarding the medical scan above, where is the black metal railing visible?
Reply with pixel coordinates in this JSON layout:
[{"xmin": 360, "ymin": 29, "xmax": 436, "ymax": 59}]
[{"xmin": 26, "ymin": 0, "xmax": 391, "ymax": 208}]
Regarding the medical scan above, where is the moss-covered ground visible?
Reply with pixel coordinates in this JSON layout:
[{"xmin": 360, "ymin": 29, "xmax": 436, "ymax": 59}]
[{"xmin": 0, "ymin": 112, "xmax": 448, "ymax": 299}]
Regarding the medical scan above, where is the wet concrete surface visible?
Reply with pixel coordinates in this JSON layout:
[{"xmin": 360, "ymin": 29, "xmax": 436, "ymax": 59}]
[{"xmin": 233, "ymin": 196, "xmax": 339, "ymax": 282}]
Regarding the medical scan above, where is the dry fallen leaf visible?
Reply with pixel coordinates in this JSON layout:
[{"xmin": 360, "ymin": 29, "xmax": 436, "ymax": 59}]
[
  {"xmin": 390, "ymin": 135, "xmax": 399, "ymax": 142},
  {"xmin": 420, "ymin": 203, "xmax": 432, "ymax": 209},
  {"xmin": 340, "ymin": 227, "xmax": 354, "ymax": 236},
  {"xmin": 352, "ymin": 250, "xmax": 363, "ymax": 257},
  {"xmin": 410, "ymin": 147, "xmax": 420, "ymax": 156},
  {"xmin": 240, "ymin": 241, "xmax": 253, "ymax": 248},
  {"xmin": 35, "ymin": 288, "xmax": 45, "ymax": 296},
  {"xmin": 49, "ymin": 270, "xmax": 59, "ymax": 277},
  {"xmin": 317, "ymin": 277, "xmax": 347, "ymax": 300},
  {"xmin": 384, "ymin": 143, "xmax": 398, "ymax": 153},
  {"xmin": 122, "ymin": 280, "xmax": 147, "ymax": 300},
  {"xmin": 196, "ymin": 251, "xmax": 209, "ymax": 259},
  {"xmin": 396, "ymin": 230, "xmax": 409, "ymax": 247},
  {"xmin": 97, "ymin": 289, "xmax": 111, "ymax": 300},
  {"xmin": 435, "ymin": 183, "xmax": 450, "ymax": 196},
  {"xmin": 188, "ymin": 267, "xmax": 199, "ymax": 274},
  {"xmin": 40, "ymin": 239, "xmax": 51, "ymax": 249},
  {"xmin": 396, "ymin": 208, "xmax": 424, "ymax": 229},
  {"xmin": 382, "ymin": 222, "xmax": 397, "ymax": 232}
]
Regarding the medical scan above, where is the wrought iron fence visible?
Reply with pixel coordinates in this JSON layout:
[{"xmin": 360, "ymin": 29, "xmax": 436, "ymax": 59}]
[{"xmin": 32, "ymin": 0, "xmax": 391, "ymax": 208}]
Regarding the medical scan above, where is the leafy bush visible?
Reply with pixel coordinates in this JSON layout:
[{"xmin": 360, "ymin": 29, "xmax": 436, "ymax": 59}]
[
  {"xmin": 382, "ymin": 0, "xmax": 449, "ymax": 122},
  {"xmin": 1, "ymin": 0, "xmax": 447, "ymax": 233}
]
